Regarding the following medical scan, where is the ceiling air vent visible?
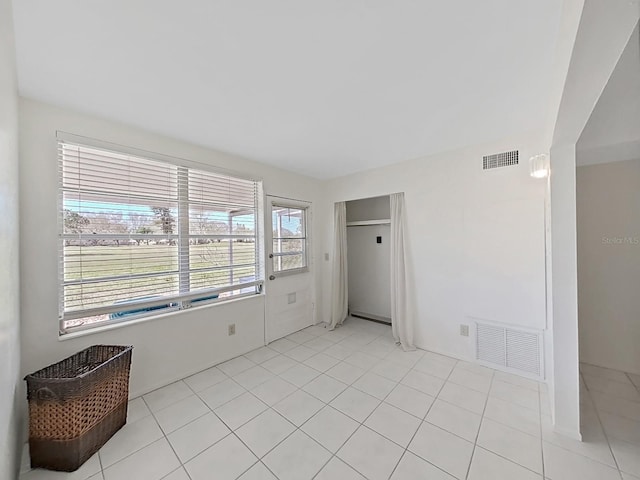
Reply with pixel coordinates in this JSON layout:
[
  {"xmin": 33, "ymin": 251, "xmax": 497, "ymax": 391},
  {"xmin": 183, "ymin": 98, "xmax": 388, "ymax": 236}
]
[
  {"xmin": 476, "ymin": 321, "xmax": 543, "ymax": 379},
  {"xmin": 482, "ymin": 150, "xmax": 519, "ymax": 170}
]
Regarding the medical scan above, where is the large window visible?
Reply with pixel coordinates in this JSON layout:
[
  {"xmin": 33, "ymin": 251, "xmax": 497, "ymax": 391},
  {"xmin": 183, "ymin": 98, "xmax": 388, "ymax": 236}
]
[
  {"xmin": 58, "ymin": 137, "xmax": 263, "ymax": 333},
  {"xmin": 271, "ymin": 204, "xmax": 308, "ymax": 274}
]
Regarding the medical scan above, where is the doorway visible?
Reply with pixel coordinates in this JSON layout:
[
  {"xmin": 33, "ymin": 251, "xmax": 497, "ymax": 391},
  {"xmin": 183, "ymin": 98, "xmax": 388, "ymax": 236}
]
[
  {"xmin": 346, "ymin": 195, "xmax": 391, "ymax": 324},
  {"xmin": 264, "ymin": 196, "xmax": 313, "ymax": 342}
]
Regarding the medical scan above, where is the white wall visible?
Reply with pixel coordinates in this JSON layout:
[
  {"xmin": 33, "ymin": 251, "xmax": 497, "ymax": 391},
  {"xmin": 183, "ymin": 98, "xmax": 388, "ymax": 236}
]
[
  {"xmin": 577, "ymin": 158, "xmax": 640, "ymax": 375},
  {"xmin": 18, "ymin": 99, "xmax": 326, "ymax": 405},
  {"xmin": 548, "ymin": 0, "xmax": 640, "ymax": 440},
  {"xmin": 0, "ymin": 0, "xmax": 21, "ymax": 477},
  {"xmin": 346, "ymin": 196, "xmax": 390, "ymax": 222},
  {"xmin": 347, "ymin": 224, "xmax": 391, "ymax": 321},
  {"xmin": 321, "ymin": 133, "xmax": 548, "ymax": 362}
]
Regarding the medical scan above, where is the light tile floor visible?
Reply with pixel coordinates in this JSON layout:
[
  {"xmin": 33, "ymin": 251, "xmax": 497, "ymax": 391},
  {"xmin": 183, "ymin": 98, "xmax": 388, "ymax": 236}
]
[{"xmin": 19, "ymin": 317, "xmax": 640, "ymax": 480}]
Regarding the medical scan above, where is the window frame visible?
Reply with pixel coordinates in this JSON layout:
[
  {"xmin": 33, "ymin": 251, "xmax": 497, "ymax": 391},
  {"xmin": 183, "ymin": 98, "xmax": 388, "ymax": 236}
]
[
  {"xmin": 269, "ymin": 200, "xmax": 310, "ymax": 277},
  {"xmin": 57, "ymin": 132, "xmax": 264, "ymax": 335}
]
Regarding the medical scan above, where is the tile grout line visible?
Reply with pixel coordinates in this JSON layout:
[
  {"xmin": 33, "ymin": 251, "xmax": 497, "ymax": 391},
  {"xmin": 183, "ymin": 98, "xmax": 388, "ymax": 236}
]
[
  {"xmin": 464, "ymin": 368, "xmax": 495, "ymax": 480},
  {"xmin": 140, "ymin": 394, "xmax": 196, "ymax": 480},
  {"xmin": 386, "ymin": 356, "xmax": 463, "ymax": 480},
  {"xmin": 580, "ymin": 370, "xmax": 626, "ymax": 480}
]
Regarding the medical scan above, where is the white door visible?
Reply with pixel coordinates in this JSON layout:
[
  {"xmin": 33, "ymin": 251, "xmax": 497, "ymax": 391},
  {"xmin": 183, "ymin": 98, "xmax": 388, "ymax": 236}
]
[{"xmin": 265, "ymin": 196, "xmax": 313, "ymax": 342}]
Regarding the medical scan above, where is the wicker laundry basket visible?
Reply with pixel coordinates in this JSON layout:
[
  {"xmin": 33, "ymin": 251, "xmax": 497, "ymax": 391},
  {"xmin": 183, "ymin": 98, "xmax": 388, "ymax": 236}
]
[{"xmin": 25, "ymin": 345, "xmax": 133, "ymax": 472}]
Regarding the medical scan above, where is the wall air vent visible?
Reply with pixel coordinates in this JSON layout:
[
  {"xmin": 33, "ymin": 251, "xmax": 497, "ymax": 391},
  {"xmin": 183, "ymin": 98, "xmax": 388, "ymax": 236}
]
[
  {"xmin": 476, "ymin": 321, "xmax": 543, "ymax": 378},
  {"xmin": 482, "ymin": 150, "xmax": 519, "ymax": 170}
]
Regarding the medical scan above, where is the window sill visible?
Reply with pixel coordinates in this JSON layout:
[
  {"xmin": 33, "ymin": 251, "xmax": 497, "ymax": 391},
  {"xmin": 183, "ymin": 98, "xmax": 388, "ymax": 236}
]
[{"xmin": 58, "ymin": 293, "xmax": 264, "ymax": 342}]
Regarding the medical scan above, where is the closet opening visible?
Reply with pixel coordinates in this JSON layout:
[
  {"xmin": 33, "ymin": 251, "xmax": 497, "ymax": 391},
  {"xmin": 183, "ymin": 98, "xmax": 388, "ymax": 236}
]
[{"xmin": 346, "ymin": 195, "xmax": 391, "ymax": 325}]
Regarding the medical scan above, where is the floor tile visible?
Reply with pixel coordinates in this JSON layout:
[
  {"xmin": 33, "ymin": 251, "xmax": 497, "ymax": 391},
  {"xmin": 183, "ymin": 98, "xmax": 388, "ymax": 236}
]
[
  {"xmin": 490, "ymin": 379, "xmax": 539, "ymax": 411},
  {"xmin": 344, "ymin": 351, "xmax": 379, "ymax": 370},
  {"xmin": 477, "ymin": 418, "xmax": 542, "ymax": 473},
  {"xmin": 279, "ymin": 363, "xmax": 320, "ymax": 387},
  {"xmin": 330, "ymin": 386, "xmax": 381, "ymax": 422},
  {"xmin": 167, "ymin": 412, "xmax": 230, "ymax": 463},
  {"xmin": 581, "ymin": 363, "xmax": 634, "ymax": 383},
  {"xmin": 484, "ymin": 396, "xmax": 540, "ymax": 436},
  {"xmin": 438, "ymin": 381, "xmax": 487, "ymax": 415},
  {"xmin": 303, "ymin": 353, "xmax": 340, "ymax": 372},
  {"xmin": 591, "ymin": 390, "xmax": 640, "ymax": 421},
  {"xmin": 338, "ymin": 426, "xmax": 404, "ymax": 480},
  {"xmin": 543, "ymin": 441, "xmax": 621, "ymax": 480},
  {"xmin": 301, "ymin": 405, "xmax": 359, "ymax": 453},
  {"xmin": 214, "ymin": 391, "xmax": 268, "ymax": 430},
  {"xmin": 183, "ymin": 366, "xmax": 227, "ymax": 392},
  {"xmin": 273, "ymin": 389, "xmax": 324, "ymax": 426},
  {"xmin": 413, "ymin": 356, "xmax": 455, "ymax": 379},
  {"xmin": 357, "ymin": 342, "xmax": 393, "ymax": 359},
  {"xmin": 364, "ymin": 402, "xmax": 421, "ymax": 447},
  {"xmin": 353, "ymin": 371, "xmax": 397, "ymax": 400},
  {"xmin": 99, "ymin": 414, "xmax": 163, "ymax": 468},
  {"xmin": 235, "ymin": 409, "xmax": 296, "ymax": 458},
  {"xmin": 244, "ymin": 346, "xmax": 279, "ymax": 364},
  {"xmin": 408, "ymin": 422, "xmax": 474, "ymax": 480},
  {"xmin": 455, "ymin": 361, "xmax": 495, "ymax": 377},
  {"xmin": 305, "ymin": 336, "xmax": 336, "ymax": 352},
  {"xmin": 610, "ymin": 437, "xmax": 640, "ymax": 477},
  {"xmin": 262, "ymin": 355, "xmax": 297, "ymax": 375},
  {"xmin": 268, "ymin": 338, "xmax": 299, "ymax": 353},
  {"xmin": 237, "ymin": 462, "xmax": 278, "ymax": 480},
  {"xmin": 425, "ymin": 399, "xmax": 482, "ymax": 442},
  {"xmin": 197, "ymin": 378, "xmax": 245, "ymax": 410},
  {"xmin": 233, "ymin": 365, "xmax": 275, "ymax": 390},
  {"xmin": 161, "ymin": 468, "xmax": 190, "ymax": 480},
  {"xmin": 185, "ymin": 434, "xmax": 257, "ymax": 480},
  {"xmin": 262, "ymin": 430, "xmax": 331, "ymax": 480},
  {"xmin": 315, "ymin": 457, "xmax": 366, "ymax": 480},
  {"xmin": 250, "ymin": 376, "xmax": 298, "ymax": 406},
  {"xmin": 103, "ymin": 438, "xmax": 180, "ymax": 480},
  {"xmin": 541, "ymin": 416, "xmax": 616, "ymax": 467},
  {"xmin": 599, "ymin": 411, "xmax": 640, "ymax": 444},
  {"xmin": 401, "ymin": 370, "xmax": 444, "ymax": 396},
  {"xmin": 326, "ymin": 362, "xmax": 366, "ymax": 384},
  {"xmin": 385, "ymin": 383, "xmax": 435, "ymax": 419},
  {"xmin": 127, "ymin": 397, "xmax": 151, "ymax": 424},
  {"xmin": 302, "ymin": 374, "xmax": 348, "ymax": 403},
  {"xmin": 284, "ymin": 344, "xmax": 316, "ymax": 362},
  {"xmin": 286, "ymin": 330, "xmax": 316, "ymax": 344},
  {"xmin": 448, "ymin": 367, "xmax": 493, "ymax": 394},
  {"xmin": 324, "ymin": 342, "xmax": 355, "ymax": 360},
  {"xmin": 143, "ymin": 381, "xmax": 193, "ymax": 412},
  {"xmin": 154, "ymin": 394, "xmax": 209, "ymax": 434},
  {"xmin": 583, "ymin": 374, "xmax": 640, "ymax": 402},
  {"xmin": 371, "ymin": 360, "xmax": 411, "ymax": 382},
  {"xmin": 306, "ymin": 324, "xmax": 331, "ymax": 336},
  {"xmin": 385, "ymin": 348, "xmax": 424, "ymax": 367},
  {"xmin": 390, "ymin": 451, "xmax": 456, "ymax": 480},
  {"xmin": 468, "ymin": 447, "xmax": 541, "ymax": 480},
  {"xmin": 493, "ymin": 370, "xmax": 540, "ymax": 391},
  {"xmin": 218, "ymin": 355, "xmax": 256, "ymax": 376}
]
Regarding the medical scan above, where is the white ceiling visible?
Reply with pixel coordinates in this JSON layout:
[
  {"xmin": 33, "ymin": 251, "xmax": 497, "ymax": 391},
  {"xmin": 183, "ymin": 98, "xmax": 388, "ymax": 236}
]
[
  {"xmin": 578, "ymin": 23, "xmax": 640, "ymax": 166},
  {"xmin": 12, "ymin": 0, "xmax": 563, "ymax": 179}
]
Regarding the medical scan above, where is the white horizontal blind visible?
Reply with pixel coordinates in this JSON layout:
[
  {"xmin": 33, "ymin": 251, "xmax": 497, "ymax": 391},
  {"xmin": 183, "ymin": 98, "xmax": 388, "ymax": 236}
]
[{"xmin": 59, "ymin": 140, "xmax": 262, "ymax": 332}]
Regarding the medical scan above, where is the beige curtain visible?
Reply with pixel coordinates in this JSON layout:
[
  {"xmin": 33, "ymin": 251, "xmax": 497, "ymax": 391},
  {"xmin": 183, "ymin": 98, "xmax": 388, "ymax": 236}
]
[
  {"xmin": 330, "ymin": 202, "xmax": 348, "ymax": 330},
  {"xmin": 390, "ymin": 193, "xmax": 415, "ymax": 350}
]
